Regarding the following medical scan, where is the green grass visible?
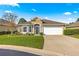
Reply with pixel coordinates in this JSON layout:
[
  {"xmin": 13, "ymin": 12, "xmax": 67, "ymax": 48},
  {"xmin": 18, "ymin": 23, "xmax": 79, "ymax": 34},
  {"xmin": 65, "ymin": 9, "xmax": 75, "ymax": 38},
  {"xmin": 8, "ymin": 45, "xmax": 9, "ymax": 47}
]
[
  {"xmin": 70, "ymin": 34, "xmax": 79, "ymax": 39},
  {"xmin": 0, "ymin": 35, "xmax": 44, "ymax": 49},
  {"xmin": 64, "ymin": 28, "xmax": 79, "ymax": 39},
  {"xmin": 64, "ymin": 28, "xmax": 79, "ymax": 35}
]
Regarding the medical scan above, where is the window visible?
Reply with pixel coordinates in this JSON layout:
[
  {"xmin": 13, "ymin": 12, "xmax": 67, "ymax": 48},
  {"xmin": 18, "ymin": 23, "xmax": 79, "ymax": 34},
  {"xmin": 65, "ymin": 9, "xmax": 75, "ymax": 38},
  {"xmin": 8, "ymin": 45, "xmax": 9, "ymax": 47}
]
[
  {"xmin": 29, "ymin": 26, "xmax": 31, "ymax": 32},
  {"xmin": 23, "ymin": 27, "xmax": 27, "ymax": 32},
  {"xmin": 34, "ymin": 24, "xmax": 40, "ymax": 34}
]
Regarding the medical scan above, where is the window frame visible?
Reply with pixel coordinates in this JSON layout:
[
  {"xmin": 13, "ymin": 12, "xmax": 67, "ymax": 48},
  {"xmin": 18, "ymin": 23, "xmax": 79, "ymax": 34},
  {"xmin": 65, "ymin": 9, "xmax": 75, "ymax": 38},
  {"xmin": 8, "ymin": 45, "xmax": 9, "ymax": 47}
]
[
  {"xmin": 23, "ymin": 27, "xmax": 27, "ymax": 32},
  {"xmin": 29, "ymin": 26, "xmax": 32, "ymax": 32}
]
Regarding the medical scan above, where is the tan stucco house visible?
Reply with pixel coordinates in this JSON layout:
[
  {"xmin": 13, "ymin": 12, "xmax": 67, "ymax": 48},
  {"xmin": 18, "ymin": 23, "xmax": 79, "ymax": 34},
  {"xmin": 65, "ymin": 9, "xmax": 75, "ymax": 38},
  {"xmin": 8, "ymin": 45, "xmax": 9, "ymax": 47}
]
[
  {"xmin": 66, "ymin": 22, "xmax": 79, "ymax": 29},
  {"xmin": 0, "ymin": 19, "xmax": 16, "ymax": 32},
  {"xmin": 17, "ymin": 17, "xmax": 65, "ymax": 35}
]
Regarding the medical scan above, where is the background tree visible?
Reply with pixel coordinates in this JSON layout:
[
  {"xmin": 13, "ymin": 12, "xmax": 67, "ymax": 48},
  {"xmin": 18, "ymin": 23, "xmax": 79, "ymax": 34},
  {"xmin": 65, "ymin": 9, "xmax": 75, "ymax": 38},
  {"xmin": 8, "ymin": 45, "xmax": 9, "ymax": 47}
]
[
  {"xmin": 2, "ymin": 11, "xmax": 18, "ymax": 34},
  {"xmin": 31, "ymin": 17, "xmax": 39, "ymax": 21},
  {"xmin": 76, "ymin": 18, "xmax": 79, "ymax": 22},
  {"xmin": 18, "ymin": 18, "xmax": 27, "ymax": 24}
]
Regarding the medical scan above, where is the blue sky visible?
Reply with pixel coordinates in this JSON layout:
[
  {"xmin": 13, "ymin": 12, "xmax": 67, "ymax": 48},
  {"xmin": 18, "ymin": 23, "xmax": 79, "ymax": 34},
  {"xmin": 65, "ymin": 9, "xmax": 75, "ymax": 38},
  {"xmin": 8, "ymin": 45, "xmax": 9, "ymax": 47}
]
[{"xmin": 0, "ymin": 3, "xmax": 79, "ymax": 23}]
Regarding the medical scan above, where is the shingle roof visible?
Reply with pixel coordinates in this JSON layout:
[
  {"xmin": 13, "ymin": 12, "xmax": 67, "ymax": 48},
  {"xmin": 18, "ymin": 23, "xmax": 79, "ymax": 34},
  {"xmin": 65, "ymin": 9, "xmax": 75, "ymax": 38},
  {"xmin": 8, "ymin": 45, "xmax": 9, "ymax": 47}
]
[
  {"xmin": 42, "ymin": 19, "xmax": 65, "ymax": 25},
  {"xmin": 0, "ymin": 19, "xmax": 10, "ymax": 25},
  {"xmin": 18, "ymin": 19, "xmax": 65, "ymax": 25},
  {"xmin": 67, "ymin": 22, "xmax": 79, "ymax": 27},
  {"xmin": 0, "ymin": 19, "xmax": 16, "ymax": 27}
]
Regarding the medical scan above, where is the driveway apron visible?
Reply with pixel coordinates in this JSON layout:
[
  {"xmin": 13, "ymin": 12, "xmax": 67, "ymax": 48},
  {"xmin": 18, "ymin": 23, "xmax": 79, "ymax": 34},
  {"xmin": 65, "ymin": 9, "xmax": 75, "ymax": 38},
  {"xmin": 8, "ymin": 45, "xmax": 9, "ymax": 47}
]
[{"xmin": 43, "ymin": 35, "xmax": 79, "ymax": 55}]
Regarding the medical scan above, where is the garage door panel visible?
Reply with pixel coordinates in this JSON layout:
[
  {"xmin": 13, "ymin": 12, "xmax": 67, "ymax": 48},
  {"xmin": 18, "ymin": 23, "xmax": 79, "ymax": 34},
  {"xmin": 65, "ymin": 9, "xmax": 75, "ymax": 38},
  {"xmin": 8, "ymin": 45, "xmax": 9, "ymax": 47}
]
[{"xmin": 44, "ymin": 27, "xmax": 63, "ymax": 35}]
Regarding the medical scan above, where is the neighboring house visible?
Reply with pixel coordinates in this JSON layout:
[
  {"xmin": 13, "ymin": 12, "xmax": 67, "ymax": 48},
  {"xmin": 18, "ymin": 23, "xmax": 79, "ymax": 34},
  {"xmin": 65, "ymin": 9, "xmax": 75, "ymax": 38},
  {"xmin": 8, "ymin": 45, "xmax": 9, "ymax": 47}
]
[
  {"xmin": 66, "ymin": 22, "xmax": 79, "ymax": 29},
  {"xmin": 18, "ymin": 17, "xmax": 65, "ymax": 35},
  {"xmin": 0, "ymin": 19, "xmax": 16, "ymax": 32}
]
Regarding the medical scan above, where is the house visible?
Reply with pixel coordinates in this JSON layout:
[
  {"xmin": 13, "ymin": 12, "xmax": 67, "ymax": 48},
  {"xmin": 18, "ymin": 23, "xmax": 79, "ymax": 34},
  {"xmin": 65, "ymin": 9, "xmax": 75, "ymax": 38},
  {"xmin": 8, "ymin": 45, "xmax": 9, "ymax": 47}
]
[
  {"xmin": 17, "ymin": 17, "xmax": 65, "ymax": 35},
  {"xmin": 66, "ymin": 21, "xmax": 79, "ymax": 29},
  {"xmin": 0, "ymin": 19, "xmax": 16, "ymax": 32}
]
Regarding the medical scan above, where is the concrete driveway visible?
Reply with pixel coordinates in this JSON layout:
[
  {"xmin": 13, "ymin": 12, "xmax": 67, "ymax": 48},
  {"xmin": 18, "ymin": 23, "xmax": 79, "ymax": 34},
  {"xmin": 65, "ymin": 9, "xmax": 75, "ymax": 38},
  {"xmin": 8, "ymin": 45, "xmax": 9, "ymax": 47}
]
[{"xmin": 43, "ymin": 35, "xmax": 79, "ymax": 56}]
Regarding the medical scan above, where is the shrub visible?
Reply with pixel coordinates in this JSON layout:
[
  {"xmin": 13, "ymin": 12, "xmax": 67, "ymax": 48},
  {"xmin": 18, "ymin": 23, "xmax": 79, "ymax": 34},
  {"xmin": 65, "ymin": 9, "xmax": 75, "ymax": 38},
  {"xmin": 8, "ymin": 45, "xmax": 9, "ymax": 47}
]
[
  {"xmin": 0, "ymin": 31, "xmax": 21, "ymax": 35},
  {"xmin": 14, "ymin": 31, "xmax": 22, "ymax": 35},
  {"xmin": 0, "ymin": 31, "xmax": 11, "ymax": 35},
  {"xmin": 26, "ymin": 33, "xmax": 30, "ymax": 35},
  {"xmin": 64, "ymin": 29, "xmax": 79, "ymax": 35},
  {"xmin": 40, "ymin": 32, "xmax": 44, "ymax": 35},
  {"xmin": 26, "ymin": 33, "xmax": 34, "ymax": 36}
]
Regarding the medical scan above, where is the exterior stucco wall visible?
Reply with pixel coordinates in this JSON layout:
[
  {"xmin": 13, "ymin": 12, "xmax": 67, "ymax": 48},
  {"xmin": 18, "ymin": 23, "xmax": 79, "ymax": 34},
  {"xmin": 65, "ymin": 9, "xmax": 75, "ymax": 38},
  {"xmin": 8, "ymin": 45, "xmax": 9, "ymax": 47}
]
[
  {"xmin": 17, "ymin": 25, "xmax": 30, "ymax": 34},
  {"xmin": 0, "ymin": 26, "xmax": 16, "ymax": 32},
  {"xmin": 17, "ymin": 18, "xmax": 65, "ymax": 35},
  {"xmin": 18, "ymin": 24, "xmax": 64, "ymax": 35},
  {"xmin": 0, "ymin": 26, "xmax": 8, "ymax": 32},
  {"xmin": 31, "ymin": 18, "xmax": 42, "ymax": 34}
]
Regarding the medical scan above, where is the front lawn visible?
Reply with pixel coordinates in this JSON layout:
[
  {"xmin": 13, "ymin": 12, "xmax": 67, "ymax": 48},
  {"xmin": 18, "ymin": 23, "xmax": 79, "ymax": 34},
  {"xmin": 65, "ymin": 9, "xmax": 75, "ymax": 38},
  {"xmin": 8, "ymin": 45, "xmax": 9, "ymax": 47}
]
[
  {"xmin": 64, "ymin": 28, "xmax": 79, "ymax": 35},
  {"xmin": 64, "ymin": 28, "xmax": 79, "ymax": 39},
  {"xmin": 0, "ymin": 35, "xmax": 44, "ymax": 49},
  {"xmin": 70, "ymin": 34, "xmax": 79, "ymax": 39}
]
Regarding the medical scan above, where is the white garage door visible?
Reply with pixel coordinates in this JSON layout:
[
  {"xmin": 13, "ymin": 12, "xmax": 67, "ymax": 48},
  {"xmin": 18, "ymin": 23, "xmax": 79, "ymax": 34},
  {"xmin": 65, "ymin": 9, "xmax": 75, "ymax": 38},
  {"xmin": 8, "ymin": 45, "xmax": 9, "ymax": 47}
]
[{"xmin": 44, "ymin": 27, "xmax": 63, "ymax": 35}]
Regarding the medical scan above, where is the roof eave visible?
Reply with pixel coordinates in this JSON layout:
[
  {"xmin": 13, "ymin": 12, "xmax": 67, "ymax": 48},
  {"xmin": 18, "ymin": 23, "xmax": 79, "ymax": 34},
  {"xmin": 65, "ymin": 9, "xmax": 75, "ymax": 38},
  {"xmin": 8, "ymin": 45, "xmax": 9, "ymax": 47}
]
[{"xmin": 43, "ymin": 24, "xmax": 65, "ymax": 26}]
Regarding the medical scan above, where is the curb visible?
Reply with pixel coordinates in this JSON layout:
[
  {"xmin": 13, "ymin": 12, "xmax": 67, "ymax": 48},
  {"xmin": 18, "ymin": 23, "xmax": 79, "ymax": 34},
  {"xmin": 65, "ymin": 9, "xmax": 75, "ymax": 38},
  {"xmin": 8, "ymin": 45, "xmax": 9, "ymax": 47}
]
[{"xmin": 0, "ymin": 45, "xmax": 63, "ymax": 56}]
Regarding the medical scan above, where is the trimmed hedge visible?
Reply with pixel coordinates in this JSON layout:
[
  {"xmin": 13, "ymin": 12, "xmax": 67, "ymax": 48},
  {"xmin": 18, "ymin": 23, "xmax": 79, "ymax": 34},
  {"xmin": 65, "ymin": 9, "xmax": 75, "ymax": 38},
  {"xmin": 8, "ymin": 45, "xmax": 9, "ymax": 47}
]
[
  {"xmin": 0, "ymin": 31, "xmax": 11, "ymax": 35},
  {"xmin": 64, "ymin": 29, "xmax": 79, "ymax": 35},
  {"xmin": 0, "ymin": 31, "xmax": 17, "ymax": 35}
]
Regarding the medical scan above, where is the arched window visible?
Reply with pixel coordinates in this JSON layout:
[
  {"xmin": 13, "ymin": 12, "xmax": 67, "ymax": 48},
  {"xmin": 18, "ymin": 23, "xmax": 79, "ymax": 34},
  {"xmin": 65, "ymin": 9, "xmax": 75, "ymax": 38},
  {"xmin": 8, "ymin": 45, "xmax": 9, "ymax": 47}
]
[{"xmin": 23, "ymin": 27, "xmax": 27, "ymax": 32}]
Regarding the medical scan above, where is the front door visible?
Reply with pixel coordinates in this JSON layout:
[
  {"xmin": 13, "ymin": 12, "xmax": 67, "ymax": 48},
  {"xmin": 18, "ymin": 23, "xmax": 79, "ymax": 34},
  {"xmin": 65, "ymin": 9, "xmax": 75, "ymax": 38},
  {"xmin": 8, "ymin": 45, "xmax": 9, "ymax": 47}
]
[{"xmin": 34, "ymin": 24, "xmax": 40, "ymax": 34}]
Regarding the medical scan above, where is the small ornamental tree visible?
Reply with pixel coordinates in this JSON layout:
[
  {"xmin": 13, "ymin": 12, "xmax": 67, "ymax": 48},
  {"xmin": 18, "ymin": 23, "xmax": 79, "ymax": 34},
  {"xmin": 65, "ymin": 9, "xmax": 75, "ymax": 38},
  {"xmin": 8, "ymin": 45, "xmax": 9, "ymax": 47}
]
[{"xmin": 2, "ymin": 11, "xmax": 18, "ymax": 34}]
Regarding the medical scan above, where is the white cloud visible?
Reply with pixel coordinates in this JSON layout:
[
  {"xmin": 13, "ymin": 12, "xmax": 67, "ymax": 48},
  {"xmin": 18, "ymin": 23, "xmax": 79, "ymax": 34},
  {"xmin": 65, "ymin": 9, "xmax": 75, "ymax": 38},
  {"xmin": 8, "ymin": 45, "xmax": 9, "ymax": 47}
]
[
  {"xmin": 73, "ymin": 11, "xmax": 78, "ymax": 13},
  {"xmin": 12, "ymin": 0, "xmax": 79, "ymax": 3},
  {"xmin": 0, "ymin": 0, "xmax": 78, "ymax": 3},
  {"xmin": 0, "ymin": 0, "xmax": 19, "ymax": 7},
  {"xmin": 32, "ymin": 9, "xmax": 37, "ymax": 12},
  {"xmin": 64, "ymin": 12, "xmax": 72, "ymax": 15},
  {"xmin": 45, "ymin": 17, "xmax": 48, "ymax": 19},
  {"xmin": 68, "ymin": 18, "xmax": 72, "ymax": 20},
  {"xmin": 4, "ymin": 10, "xmax": 13, "ymax": 13}
]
